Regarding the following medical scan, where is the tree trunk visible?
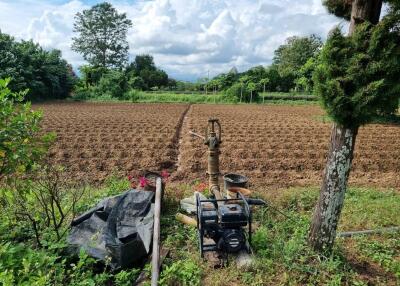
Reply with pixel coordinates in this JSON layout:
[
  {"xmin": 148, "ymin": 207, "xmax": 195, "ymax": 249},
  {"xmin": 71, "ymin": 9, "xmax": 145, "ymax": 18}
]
[
  {"xmin": 240, "ymin": 85, "xmax": 243, "ymax": 103},
  {"xmin": 263, "ymin": 84, "xmax": 265, "ymax": 104},
  {"xmin": 308, "ymin": 0, "xmax": 382, "ymax": 253},
  {"xmin": 250, "ymin": 91, "xmax": 253, "ymax": 103},
  {"xmin": 309, "ymin": 123, "xmax": 358, "ymax": 252},
  {"xmin": 349, "ymin": 0, "xmax": 382, "ymax": 33}
]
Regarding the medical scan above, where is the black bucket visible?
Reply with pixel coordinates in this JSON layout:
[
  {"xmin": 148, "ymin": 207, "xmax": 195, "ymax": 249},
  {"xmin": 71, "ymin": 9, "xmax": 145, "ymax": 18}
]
[{"xmin": 223, "ymin": 173, "xmax": 248, "ymax": 191}]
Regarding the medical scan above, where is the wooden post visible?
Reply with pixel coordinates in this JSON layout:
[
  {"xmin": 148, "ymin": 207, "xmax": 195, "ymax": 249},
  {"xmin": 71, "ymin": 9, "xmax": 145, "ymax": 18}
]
[{"xmin": 151, "ymin": 177, "xmax": 162, "ymax": 286}]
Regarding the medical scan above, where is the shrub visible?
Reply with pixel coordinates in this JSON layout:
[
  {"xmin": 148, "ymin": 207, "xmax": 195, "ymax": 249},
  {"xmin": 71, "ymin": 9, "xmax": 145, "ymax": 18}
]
[
  {"xmin": 120, "ymin": 89, "xmax": 141, "ymax": 101},
  {"xmin": 93, "ymin": 70, "xmax": 129, "ymax": 98},
  {"xmin": 225, "ymin": 82, "xmax": 251, "ymax": 102},
  {"xmin": 0, "ymin": 78, "xmax": 54, "ymax": 181}
]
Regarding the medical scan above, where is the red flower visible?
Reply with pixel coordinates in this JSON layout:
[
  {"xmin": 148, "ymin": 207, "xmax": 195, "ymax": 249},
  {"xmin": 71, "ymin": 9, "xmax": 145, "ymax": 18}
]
[
  {"xmin": 139, "ymin": 177, "xmax": 149, "ymax": 188},
  {"xmin": 161, "ymin": 170, "xmax": 170, "ymax": 180}
]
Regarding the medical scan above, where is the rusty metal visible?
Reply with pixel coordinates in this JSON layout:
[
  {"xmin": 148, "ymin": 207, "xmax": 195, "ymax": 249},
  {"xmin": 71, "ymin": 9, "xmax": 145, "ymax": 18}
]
[
  {"xmin": 189, "ymin": 118, "xmax": 223, "ymax": 199},
  {"xmin": 205, "ymin": 118, "xmax": 222, "ymax": 199}
]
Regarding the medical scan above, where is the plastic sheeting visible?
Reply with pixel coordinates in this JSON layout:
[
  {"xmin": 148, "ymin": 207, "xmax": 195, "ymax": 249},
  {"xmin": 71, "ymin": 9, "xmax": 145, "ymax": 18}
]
[{"xmin": 67, "ymin": 189, "xmax": 155, "ymax": 269}]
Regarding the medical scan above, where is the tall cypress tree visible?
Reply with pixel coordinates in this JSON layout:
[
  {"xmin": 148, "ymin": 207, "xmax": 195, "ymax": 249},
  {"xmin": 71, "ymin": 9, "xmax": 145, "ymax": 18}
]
[{"xmin": 308, "ymin": 0, "xmax": 400, "ymax": 252}]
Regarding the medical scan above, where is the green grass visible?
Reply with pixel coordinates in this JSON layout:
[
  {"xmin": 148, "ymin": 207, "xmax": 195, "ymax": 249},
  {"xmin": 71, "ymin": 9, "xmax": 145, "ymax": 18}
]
[
  {"xmin": 259, "ymin": 91, "xmax": 316, "ymax": 100},
  {"xmin": 158, "ymin": 185, "xmax": 400, "ymax": 285},
  {"xmin": 71, "ymin": 90, "xmax": 319, "ymax": 105},
  {"xmin": 1, "ymin": 177, "xmax": 399, "ymax": 285},
  {"xmin": 313, "ymin": 114, "xmax": 400, "ymax": 125},
  {"xmin": 127, "ymin": 91, "xmax": 231, "ymax": 103}
]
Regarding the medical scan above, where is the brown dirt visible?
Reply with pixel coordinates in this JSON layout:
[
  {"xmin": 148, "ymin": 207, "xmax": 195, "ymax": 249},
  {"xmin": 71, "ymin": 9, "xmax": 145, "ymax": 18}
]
[
  {"xmin": 35, "ymin": 102, "xmax": 400, "ymax": 189},
  {"xmin": 34, "ymin": 102, "xmax": 189, "ymax": 183},
  {"xmin": 177, "ymin": 104, "xmax": 400, "ymax": 190}
]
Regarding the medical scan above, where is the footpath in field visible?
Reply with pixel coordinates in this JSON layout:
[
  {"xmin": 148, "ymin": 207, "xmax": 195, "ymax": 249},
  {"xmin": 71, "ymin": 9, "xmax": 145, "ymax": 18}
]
[{"xmin": 177, "ymin": 104, "xmax": 400, "ymax": 189}]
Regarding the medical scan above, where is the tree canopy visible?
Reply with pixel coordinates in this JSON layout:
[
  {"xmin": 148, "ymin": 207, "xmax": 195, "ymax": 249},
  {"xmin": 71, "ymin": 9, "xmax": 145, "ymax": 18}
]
[
  {"xmin": 314, "ymin": 7, "xmax": 400, "ymax": 127},
  {"xmin": 72, "ymin": 2, "xmax": 132, "ymax": 68},
  {"xmin": 126, "ymin": 55, "xmax": 169, "ymax": 90},
  {"xmin": 0, "ymin": 31, "xmax": 75, "ymax": 100},
  {"xmin": 273, "ymin": 35, "xmax": 322, "ymax": 78}
]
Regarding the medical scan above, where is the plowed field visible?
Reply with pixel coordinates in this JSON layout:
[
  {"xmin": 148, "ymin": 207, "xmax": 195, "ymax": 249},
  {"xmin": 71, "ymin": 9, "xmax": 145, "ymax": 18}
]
[
  {"xmin": 35, "ymin": 102, "xmax": 400, "ymax": 189},
  {"xmin": 178, "ymin": 105, "xmax": 400, "ymax": 189},
  {"xmin": 35, "ymin": 102, "xmax": 189, "ymax": 183}
]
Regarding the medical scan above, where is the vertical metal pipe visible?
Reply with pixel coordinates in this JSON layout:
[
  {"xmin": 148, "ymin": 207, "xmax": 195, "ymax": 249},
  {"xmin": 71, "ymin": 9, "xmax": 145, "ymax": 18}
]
[{"xmin": 151, "ymin": 177, "xmax": 162, "ymax": 286}]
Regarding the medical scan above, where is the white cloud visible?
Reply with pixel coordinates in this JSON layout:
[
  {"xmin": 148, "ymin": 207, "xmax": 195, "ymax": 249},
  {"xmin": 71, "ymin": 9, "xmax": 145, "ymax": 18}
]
[{"xmin": 0, "ymin": 0, "xmax": 345, "ymax": 81}]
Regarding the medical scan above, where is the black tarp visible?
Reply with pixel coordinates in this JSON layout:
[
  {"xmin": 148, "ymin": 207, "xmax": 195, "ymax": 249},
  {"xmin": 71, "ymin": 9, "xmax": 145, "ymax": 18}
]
[{"xmin": 67, "ymin": 189, "xmax": 155, "ymax": 269}]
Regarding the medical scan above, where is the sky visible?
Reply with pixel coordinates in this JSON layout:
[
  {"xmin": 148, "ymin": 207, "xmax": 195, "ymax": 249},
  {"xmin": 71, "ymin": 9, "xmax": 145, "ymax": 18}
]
[{"xmin": 0, "ymin": 0, "xmax": 346, "ymax": 81}]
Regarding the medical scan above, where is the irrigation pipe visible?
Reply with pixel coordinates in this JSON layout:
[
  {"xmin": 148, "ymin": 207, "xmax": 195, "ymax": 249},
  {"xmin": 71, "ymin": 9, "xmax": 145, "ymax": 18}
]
[
  {"xmin": 262, "ymin": 203, "xmax": 400, "ymax": 239},
  {"xmin": 337, "ymin": 226, "xmax": 400, "ymax": 238}
]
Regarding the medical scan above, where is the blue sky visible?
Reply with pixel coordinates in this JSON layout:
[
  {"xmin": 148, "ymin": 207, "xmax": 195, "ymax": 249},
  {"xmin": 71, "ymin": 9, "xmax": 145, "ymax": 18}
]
[{"xmin": 0, "ymin": 0, "xmax": 345, "ymax": 81}]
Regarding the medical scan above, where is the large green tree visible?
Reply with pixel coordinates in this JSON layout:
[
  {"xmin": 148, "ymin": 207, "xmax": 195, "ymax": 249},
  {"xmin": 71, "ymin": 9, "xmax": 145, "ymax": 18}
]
[
  {"xmin": 72, "ymin": 2, "xmax": 132, "ymax": 68},
  {"xmin": 126, "ymin": 55, "xmax": 169, "ymax": 90},
  {"xmin": 308, "ymin": 0, "xmax": 400, "ymax": 252},
  {"xmin": 273, "ymin": 34, "xmax": 322, "ymax": 79},
  {"xmin": 0, "ymin": 31, "xmax": 75, "ymax": 100}
]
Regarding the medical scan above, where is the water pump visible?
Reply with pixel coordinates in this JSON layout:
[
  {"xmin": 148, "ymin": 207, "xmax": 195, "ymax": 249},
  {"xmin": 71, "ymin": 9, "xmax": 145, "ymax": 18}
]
[
  {"xmin": 196, "ymin": 192, "xmax": 265, "ymax": 257},
  {"xmin": 190, "ymin": 118, "xmax": 266, "ymax": 257}
]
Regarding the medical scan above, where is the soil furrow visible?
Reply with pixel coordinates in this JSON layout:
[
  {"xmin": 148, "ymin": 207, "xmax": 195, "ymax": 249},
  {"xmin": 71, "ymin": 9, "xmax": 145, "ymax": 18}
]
[{"xmin": 173, "ymin": 104, "xmax": 192, "ymax": 172}]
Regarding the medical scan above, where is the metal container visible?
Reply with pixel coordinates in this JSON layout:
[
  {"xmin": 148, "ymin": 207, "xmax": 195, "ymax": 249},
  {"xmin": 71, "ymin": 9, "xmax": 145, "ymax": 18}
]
[{"xmin": 223, "ymin": 173, "xmax": 248, "ymax": 196}]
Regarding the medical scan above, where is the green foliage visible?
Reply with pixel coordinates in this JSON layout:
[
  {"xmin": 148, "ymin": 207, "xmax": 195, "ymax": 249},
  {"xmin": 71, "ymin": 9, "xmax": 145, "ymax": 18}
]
[
  {"xmin": 249, "ymin": 186, "xmax": 400, "ymax": 284},
  {"xmin": 0, "ymin": 178, "xmax": 137, "ymax": 286},
  {"xmin": 0, "ymin": 78, "xmax": 54, "ymax": 180},
  {"xmin": 0, "ymin": 31, "xmax": 75, "ymax": 100},
  {"xmin": 1, "ymin": 176, "xmax": 399, "ymax": 285},
  {"xmin": 225, "ymin": 82, "xmax": 250, "ymax": 102},
  {"xmin": 313, "ymin": 12, "xmax": 400, "ymax": 127},
  {"xmin": 159, "ymin": 258, "xmax": 201, "ymax": 286},
  {"xmin": 356, "ymin": 235, "xmax": 400, "ymax": 279},
  {"xmin": 94, "ymin": 70, "xmax": 129, "ymax": 98},
  {"xmin": 0, "ymin": 242, "xmax": 64, "ymax": 285},
  {"xmin": 295, "ymin": 57, "xmax": 319, "ymax": 92},
  {"xmin": 273, "ymin": 35, "xmax": 322, "ymax": 79},
  {"xmin": 114, "ymin": 268, "xmax": 141, "ymax": 286},
  {"xmin": 323, "ymin": 0, "xmax": 352, "ymax": 20},
  {"xmin": 339, "ymin": 188, "xmax": 400, "ymax": 230},
  {"xmin": 126, "ymin": 55, "xmax": 169, "ymax": 90},
  {"xmin": 72, "ymin": 2, "xmax": 132, "ymax": 68},
  {"xmin": 79, "ymin": 65, "xmax": 108, "ymax": 87}
]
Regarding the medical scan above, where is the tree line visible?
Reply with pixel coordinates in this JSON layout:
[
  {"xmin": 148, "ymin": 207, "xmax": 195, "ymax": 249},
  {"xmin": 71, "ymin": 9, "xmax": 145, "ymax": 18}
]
[
  {"xmin": 190, "ymin": 34, "xmax": 323, "ymax": 103},
  {"xmin": 0, "ymin": 31, "xmax": 76, "ymax": 100},
  {"xmin": 0, "ymin": 1, "xmax": 324, "ymax": 102}
]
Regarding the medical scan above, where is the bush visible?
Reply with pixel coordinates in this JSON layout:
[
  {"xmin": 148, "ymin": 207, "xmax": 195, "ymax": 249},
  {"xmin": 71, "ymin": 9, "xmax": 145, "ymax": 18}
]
[
  {"xmin": 93, "ymin": 70, "xmax": 129, "ymax": 98},
  {"xmin": 0, "ymin": 78, "xmax": 54, "ymax": 181},
  {"xmin": 225, "ymin": 83, "xmax": 250, "ymax": 102},
  {"xmin": 120, "ymin": 89, "xmax": 141, "ymax": 101}
]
